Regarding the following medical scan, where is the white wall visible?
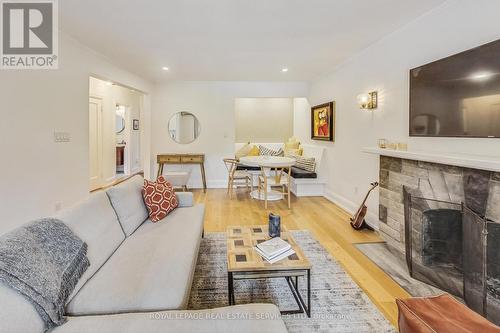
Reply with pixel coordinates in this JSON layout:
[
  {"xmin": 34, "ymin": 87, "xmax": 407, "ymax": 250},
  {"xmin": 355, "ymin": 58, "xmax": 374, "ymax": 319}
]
[
  {"xmin": 235, "ymin": 98, "xmax": 293, "ymax": 143},
  {"xmin": 297, "ymin": 0, "xmax": 500, "ymax": 227},
  {"xmin": 89, "ymin": 77, "xmax": 143, "ymax": 182},
  {"xmin": 151, "ymin": 81, "xmax": 308, "ymax": 188},
  {"xmin": 0, "ymin": 33, "xmax": 152, "ymax": 234}
]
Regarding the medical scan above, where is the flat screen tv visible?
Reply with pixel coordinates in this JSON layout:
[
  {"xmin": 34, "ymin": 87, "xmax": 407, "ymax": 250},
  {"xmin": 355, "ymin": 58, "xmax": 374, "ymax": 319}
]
[{"xmin": 410, "ymin": 39, "xmax": 500, "ymax": 138}]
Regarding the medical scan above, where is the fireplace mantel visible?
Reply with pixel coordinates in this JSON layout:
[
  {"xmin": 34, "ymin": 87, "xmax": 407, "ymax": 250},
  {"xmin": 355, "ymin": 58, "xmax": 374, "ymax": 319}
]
[{"xmin": 363, "ymin": 147, "xmax": 500, "ymax": 172}]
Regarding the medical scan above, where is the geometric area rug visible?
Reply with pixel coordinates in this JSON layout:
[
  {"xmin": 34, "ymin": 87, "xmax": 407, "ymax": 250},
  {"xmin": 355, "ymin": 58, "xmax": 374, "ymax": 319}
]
[{"xmin": 188, "ymin": 231, "xmax": 396, "ymax": 333}]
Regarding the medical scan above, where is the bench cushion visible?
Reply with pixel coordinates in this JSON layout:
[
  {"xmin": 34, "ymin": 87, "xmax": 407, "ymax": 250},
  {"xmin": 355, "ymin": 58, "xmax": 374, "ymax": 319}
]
[
  {"xmin": 236, "ymin": 165, "xmax": 260, "ymax": 171},
  {"xmin": 290, "ymin": 166, "xmax": 317, "ymax": 179},
  {"xmin": 66, "ymin": 204, "xmax": 205, "ymax": 315}
]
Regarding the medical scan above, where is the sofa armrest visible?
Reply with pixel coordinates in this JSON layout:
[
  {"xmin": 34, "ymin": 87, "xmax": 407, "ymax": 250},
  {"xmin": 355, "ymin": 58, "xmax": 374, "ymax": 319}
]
[{"xmin": 176, "ymin": 192, "xmax": 194, "ymax": 207}]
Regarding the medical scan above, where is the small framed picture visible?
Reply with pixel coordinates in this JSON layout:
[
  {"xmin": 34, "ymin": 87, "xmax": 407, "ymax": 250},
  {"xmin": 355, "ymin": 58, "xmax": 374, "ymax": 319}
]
[
  {"xmin": 311, "ymin": 102, "xmax": 335, "ymax": 141},
  {"xmin": 133, "ymin": 119, "xmax": 139, "ymax": 130}
]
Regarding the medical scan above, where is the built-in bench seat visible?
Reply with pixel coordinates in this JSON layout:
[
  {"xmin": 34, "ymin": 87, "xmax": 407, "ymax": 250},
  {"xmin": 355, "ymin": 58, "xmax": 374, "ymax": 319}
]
[
  {"xmin": 234, "ymin": 143, "xmax": 326, "ymax": 196},
  {"xmin": 236, "ymin": 165, "xmax": 317, "ymax": 179}
]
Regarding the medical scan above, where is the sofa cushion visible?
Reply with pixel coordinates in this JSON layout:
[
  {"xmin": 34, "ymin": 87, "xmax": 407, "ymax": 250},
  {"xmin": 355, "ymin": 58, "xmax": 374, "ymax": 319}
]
[
  {"xmin": 143, "ymin": 176, "xmax": 179, "ymax": 222},
  {"xmin": 54, "ymin": 304, "xmax": 287, "ymax": 333},
  {"xmin": 0, "ymin": 282, "xmax": 45, "ymax": 333},
  {"xmin": 176, "ymin": 192, "xmax": 194, "ymax": 208},
  {"xmin": 66, "ymin": 204, "xmax": 205, "ymax": 315},
  {"xmin": 54, "ymin": 191, "xmax": 125, "ymax": 301},
  {"xmin": 106, "ymin": 175, "xmax": 148, "ymax": 236},
  {"xmin": 290, "ymin": 166, "xmax": 317, "ymax": 179}
]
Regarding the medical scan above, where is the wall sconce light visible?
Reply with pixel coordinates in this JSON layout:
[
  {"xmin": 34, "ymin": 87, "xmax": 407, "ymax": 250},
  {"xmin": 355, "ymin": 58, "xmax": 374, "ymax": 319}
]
[{"xmin": 357, "ymin": 91, "xmax": 378, "ymax": 109}]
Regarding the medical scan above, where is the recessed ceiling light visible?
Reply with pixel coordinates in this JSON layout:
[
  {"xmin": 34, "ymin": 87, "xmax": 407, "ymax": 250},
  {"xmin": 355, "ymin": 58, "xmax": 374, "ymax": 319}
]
[
  {"xmin": 105, "ymin": 81, "xmax": 113, "ymax": 86},
  {"xmin": 469, "ymin": 71, "xmax": 494, "ymax": 81},
  {"xmin": 281, "ymin": 68, "xmax": 289, "ymax": 73},
  {"xmin": 162, "ymin": 67, "xmax": 169, "ymax": 71}
]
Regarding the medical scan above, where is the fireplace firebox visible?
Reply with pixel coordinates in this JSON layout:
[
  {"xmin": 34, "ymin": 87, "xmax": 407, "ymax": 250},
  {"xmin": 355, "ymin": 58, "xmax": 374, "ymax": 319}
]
[{"xmin": 404, "ymin": 190, "xmax": 500, "ymax": 325}]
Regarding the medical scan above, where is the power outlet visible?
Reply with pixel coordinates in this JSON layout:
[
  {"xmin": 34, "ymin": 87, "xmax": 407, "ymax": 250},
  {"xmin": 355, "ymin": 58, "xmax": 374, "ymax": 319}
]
[
  {"xmin": 354, "ymin": 186, "xmax": 359, "ymax": 195},
  {"xmin": 55, "ymin": 202, "xmax": 62, "ymax": 211}
]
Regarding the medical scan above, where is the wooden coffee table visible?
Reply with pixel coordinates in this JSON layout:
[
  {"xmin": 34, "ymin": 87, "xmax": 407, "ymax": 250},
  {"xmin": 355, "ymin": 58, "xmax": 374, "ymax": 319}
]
[{"xmin": 226, "ymin": 225, "xmax": 312, "ymax": 316}]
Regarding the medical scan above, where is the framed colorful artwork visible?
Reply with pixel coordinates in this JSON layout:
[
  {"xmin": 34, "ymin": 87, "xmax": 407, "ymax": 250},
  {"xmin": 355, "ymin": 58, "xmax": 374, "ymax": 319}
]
[{"xmin": 311, "ymin": 102, "xmax": 335, "ymax": 141}]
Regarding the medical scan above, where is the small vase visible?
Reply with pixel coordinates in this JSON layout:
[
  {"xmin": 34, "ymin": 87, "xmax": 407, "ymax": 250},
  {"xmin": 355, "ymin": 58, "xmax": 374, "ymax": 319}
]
[{"xmin": 268, "ymin": 213, "xmax": 281, "ymax": 238}]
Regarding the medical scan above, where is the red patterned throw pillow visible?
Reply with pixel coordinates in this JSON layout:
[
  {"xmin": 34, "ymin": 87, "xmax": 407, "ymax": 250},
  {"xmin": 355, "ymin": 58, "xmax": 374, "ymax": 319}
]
[{"xmin": 142, "ymin": 176, "xmax": 179, "ymax": 222}]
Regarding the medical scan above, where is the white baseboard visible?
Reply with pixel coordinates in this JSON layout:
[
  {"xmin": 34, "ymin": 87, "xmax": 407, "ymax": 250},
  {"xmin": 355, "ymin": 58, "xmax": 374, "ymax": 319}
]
[
  {"xmin": 184, "ymin": 179, "xmax": 228, "ymax": 189},
  {"xmin": 105, "ymin": 175, "xmax": 116, "ymax": 183},
  {"xmin": 323, "ymin": 188, "xmax": 379, "ymax": 230}
]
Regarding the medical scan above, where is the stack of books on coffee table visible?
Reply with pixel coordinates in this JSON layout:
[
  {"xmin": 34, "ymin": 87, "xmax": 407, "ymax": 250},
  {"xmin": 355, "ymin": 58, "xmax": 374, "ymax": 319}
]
[{"xmin": 255, "ymin": 237, "xmax": 295, "ymax": 264}]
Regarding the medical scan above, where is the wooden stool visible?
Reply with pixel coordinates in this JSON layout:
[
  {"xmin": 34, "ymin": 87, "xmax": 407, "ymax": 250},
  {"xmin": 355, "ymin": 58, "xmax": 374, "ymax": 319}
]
[{"xmin": 397, "ymin": 294, "xmax": 500, "ymax": 333}]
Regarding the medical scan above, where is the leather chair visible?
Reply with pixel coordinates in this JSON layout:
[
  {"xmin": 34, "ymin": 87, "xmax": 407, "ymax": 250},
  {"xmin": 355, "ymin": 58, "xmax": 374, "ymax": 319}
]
[{"xmin": 397, "ymin": 294, "xmax": 500, "ymax": 333}]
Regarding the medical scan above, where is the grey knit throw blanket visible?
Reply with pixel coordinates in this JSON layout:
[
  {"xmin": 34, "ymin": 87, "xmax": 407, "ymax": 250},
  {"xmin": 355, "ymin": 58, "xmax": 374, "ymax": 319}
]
[{"xmin": 0, "ymin": 218, "xmax": 89, "ymax": 332}]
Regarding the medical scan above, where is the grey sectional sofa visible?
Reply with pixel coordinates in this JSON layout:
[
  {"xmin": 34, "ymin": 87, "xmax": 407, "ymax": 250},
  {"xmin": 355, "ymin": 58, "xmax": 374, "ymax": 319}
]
[{"xmin": 0, "ymin": 175, "xmax": 287, "ymax": 333}]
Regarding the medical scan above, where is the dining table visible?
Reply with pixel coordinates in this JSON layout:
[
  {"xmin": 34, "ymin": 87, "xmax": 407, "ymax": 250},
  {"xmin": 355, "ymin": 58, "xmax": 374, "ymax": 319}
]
[{"xmin": 239, "ymin": 155, "xmax": 295, "ymax": 201}]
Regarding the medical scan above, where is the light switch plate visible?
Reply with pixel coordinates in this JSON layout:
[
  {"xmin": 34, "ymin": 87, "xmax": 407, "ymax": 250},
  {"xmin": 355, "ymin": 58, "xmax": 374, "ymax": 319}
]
[{"xmin": 54, "ymin": 131, "xmax": 71, "ymax": 142}]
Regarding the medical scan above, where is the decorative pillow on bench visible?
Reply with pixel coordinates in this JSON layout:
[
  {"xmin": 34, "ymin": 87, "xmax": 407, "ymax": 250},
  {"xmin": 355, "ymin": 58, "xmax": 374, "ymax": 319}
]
[
  {"xmin": 258, "ymin": 145, "xmax": 284, "ymax": 156},
  {"xmin": 235, "ymin": 143, "xmax": 253, "ymax": 159},
  {"xmin": 143, "ymin": 176, "xmax": 179, "ymax": 222},
  {"xmin": 290, "ymin": 155, "xmax": 316, "ymax": 172}
]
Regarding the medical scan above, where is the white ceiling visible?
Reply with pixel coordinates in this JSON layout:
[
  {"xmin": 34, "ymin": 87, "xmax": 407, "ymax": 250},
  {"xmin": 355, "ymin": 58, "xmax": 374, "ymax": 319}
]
[{"xmin": 60, "ymin": 0, "xmax": 446, "ymax": 83}]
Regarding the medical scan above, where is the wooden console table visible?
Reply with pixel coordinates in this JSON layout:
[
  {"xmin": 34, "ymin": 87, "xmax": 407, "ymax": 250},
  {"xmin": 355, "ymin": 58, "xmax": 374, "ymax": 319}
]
[{"xmin": 156, "ymin": 153, "xmax": 207, "ymax": 192}]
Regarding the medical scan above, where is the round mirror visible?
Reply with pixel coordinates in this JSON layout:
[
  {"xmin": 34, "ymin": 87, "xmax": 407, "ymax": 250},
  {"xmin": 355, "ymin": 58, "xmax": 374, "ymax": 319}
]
[
  {"xmin": 116, "ymin": 114, "xmax": 125, "ymax": 134},
  {"xmin": 115, "ymin": 105, "xmax": 126, "ymax": 134},
  {"xmin": 168, "ymin": 112, "xmax": 201, "ymax": 144}
]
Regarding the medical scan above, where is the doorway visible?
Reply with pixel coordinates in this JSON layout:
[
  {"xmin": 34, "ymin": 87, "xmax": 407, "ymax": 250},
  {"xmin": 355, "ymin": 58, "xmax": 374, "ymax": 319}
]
[
  {"xmin": 115, "ymin": 104, "xmax": 128, "ymax": 176},
  {"xmin": 89, "ymin": 97, "xmax": 103, "ymax": 191},
  {"xmin": 88, "ymin": 76, "xmax": 144, "ymax": 191}
]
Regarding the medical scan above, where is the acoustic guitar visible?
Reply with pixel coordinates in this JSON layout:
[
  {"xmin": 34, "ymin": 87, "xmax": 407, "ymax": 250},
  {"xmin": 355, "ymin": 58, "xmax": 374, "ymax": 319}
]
[{"xmin": 350, "ymin": 181, "xmax": 379, "ymax": 231}]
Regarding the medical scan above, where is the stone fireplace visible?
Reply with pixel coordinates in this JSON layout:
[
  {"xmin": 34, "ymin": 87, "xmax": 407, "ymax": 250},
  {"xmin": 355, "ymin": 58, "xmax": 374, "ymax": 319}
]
[
  {"xmin": 378, "ymin": 156, "xmax": 500, "ymax": 250},
  {"xmin": 377, "ymin": 155, "xmax": 500, "ymax": 324}
]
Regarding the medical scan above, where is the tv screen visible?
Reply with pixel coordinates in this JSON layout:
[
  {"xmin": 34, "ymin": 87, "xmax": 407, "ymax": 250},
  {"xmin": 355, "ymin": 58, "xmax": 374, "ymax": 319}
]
[{"xmin": 410, "ymin": 39, "xmax": 500, "ymax": 138}]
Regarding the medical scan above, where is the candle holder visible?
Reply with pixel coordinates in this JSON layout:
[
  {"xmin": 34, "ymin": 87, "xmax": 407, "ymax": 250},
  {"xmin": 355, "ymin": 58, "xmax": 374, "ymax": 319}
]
[
  {"xmin": 377, "ymin": 138, "xmax": 387, "ymax": 149},
  {"xmin": 268, "ymin": 213, "xmax": 281, "ymax": 238}
]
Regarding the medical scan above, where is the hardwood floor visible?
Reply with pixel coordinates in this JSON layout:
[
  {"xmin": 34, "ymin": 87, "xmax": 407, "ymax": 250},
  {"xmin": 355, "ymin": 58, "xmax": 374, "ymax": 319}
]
[{"xmin": 192, "ymin": 188, "xmax": 410, "ymax": 328}]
